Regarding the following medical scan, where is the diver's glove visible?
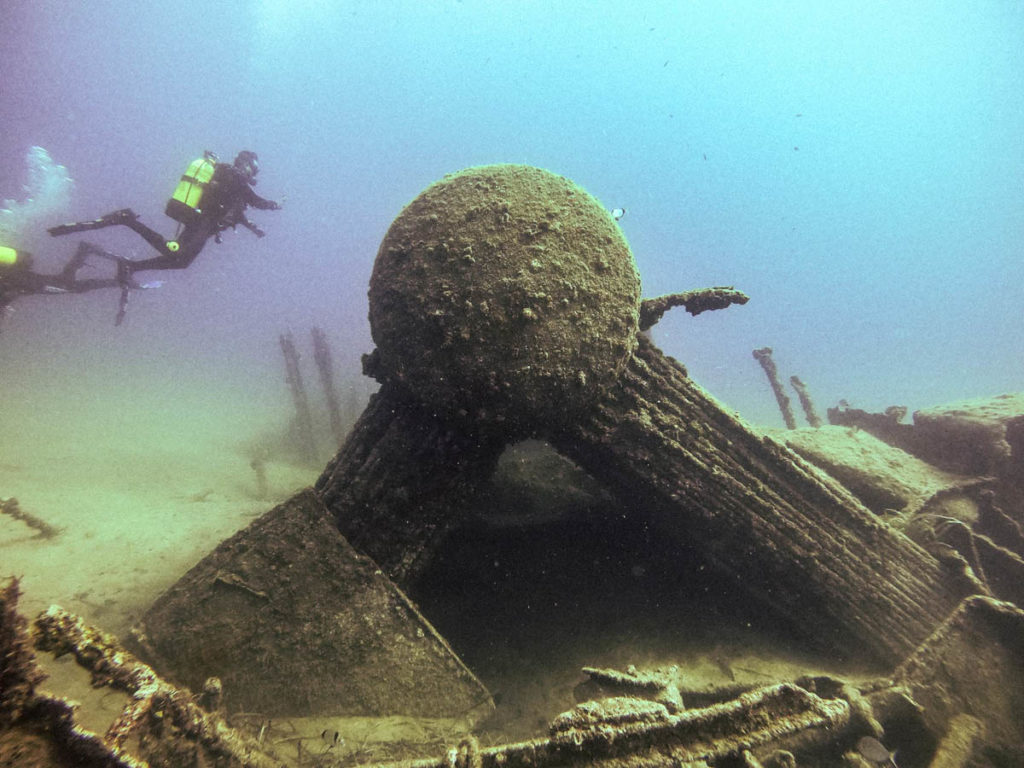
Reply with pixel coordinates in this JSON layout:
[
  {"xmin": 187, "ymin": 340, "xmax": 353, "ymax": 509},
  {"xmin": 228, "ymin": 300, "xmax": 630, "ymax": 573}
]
[
  {"xmin": 240, "ymin": 219, "xmax": 266, "ymax": 238},
  {"xmin": 268, "ymin": 201, "xmax": 282, "ymax": 210}
]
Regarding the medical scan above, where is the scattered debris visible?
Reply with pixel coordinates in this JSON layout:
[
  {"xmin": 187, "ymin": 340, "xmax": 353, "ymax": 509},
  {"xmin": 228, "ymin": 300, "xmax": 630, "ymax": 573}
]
[
  {"xmin": 577, "ymin": 665, "xmax": 684, "ymax": 713},
  {"xmin": 1, "ymin": 577, "xmax": 279, "ymax": 767},
  {"xmin": 827, "ymin": 393, "xmax": 1024, "ymax": 482},
  {"xmin": 911, "ymin": 393, "xmax": 1024, "ymax": 478},
  {"xmin": 0, "ymin": 497, "xmax": 61, "ymax": 539},
  {"xmin": 366, "ymin": 684, "xmax": 849, "ymax": 768}
]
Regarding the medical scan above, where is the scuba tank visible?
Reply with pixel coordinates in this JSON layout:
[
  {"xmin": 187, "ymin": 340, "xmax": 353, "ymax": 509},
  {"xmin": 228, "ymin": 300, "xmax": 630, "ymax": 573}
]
[
  {"xmin": 0, "ymin": 245, "xmax": 33, "ymax": 271},
  {"xmin": 165, "ymin": 151, "xmax": 218, "ymax": 225}
]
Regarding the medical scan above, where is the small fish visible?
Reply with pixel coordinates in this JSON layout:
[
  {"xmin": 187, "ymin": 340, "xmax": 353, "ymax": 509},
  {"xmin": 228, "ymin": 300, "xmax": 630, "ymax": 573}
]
[
  {"xmin": 611, "ymin": 208, "xmax": 626, "ymax": 221},
  {"xmin": 709, "ymin": 645, "xmax": 735, "ymax": 681},
  {"xmin": 320, "ymin": 729, "xmax": 342, "ymax": 748},
  {"xmin": 857, "ymin": 736, "xmax": 898, "ymax": 767}
]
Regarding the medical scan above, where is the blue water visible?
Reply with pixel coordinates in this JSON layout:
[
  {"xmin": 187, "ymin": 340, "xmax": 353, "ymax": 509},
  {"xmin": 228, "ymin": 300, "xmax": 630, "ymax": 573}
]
[{"xmin": 2, "ymin": 0, "xmax": 1022, "ymax": 427}]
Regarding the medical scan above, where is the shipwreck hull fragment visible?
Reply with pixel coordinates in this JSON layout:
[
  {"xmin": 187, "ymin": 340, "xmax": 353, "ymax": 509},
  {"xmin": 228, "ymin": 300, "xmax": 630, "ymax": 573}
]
[
  {"xmin": 316, "ymin": 382, "xmax": 506, "ymax": 582},
  {"xmin": 133, "ymin": 489, "xmax": 493, "ymax": 720}
]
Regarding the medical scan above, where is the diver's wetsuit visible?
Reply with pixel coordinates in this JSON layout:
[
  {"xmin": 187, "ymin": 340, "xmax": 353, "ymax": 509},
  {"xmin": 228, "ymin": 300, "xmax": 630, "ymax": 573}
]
[
  {"xmin": 48, "ymin": 161, "xmax": 279, "ymax": 275},
  {"xmin": 1, "ymin": 242, "xmax": 123, "ymax": 327}
]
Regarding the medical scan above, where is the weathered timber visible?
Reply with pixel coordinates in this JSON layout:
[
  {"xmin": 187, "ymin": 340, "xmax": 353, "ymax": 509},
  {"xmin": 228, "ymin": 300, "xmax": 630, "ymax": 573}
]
[
  {"xmin": 0, "ymin": 582, "xmax": 280, "ymax": 768},
  {"xmin": 548, "ymin": 337, "xmax": 969, "ymax": 664},
  {"xmin": 885, "ymin": 596, "xmax": 1024, "ymax": 759},
  {"xmin": 364, "ymin": 684, "xmax": 849, "ymax": 768},
  {"xmin": 33, "ymin": 606, "xmax": 283, "ymax": 767},
  {"xmin": 316, "ymin": 384, "xmax": 506, "ymax": 582}
]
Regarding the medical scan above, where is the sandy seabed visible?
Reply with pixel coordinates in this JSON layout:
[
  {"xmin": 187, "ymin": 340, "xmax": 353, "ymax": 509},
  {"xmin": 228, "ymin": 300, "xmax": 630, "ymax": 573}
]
[
  {"xmin": 0, "ymin": 374, "xmax": 318, "ymax": 642},
  {"xmin": 0, "ymin": 347, "xmax": 857, "ymax": 758}
]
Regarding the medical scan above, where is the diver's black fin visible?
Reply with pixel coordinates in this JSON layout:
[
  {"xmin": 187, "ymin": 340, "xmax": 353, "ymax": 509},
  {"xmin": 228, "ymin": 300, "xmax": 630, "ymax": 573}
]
[
  {"xmin": 115, "ymin": 285, "xmax": 129, "ymax": 326},
  {"xmin": 62, "ymin": 241, "xmax": 125, "ymax": 281},
  {"xmin": 48, "ymin": 221, "xmax": 95, "ymax": 237},
  {"xmin": 48, "ymin": 209, "xmax": 138, "ymax": 237},
  {"xmin": 60, "ymin": 241, "xmax": 92, "ymax": 280}
]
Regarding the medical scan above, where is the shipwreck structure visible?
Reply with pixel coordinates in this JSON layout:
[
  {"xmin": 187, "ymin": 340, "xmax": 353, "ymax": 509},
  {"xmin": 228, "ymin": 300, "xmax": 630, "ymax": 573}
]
[
  {"xmin": 6, "ymin": 164, "xmax": 1023, "ymax": 766},
  {"xmin": 315, "ymin": 164, "xmax": 968, "ymax": 665}
]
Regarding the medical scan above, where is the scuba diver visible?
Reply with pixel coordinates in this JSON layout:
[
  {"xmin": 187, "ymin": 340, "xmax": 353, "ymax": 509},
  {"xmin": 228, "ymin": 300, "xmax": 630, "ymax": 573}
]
[
  {"xmin": 47, "ymin": 150, "xmax": 281, "ymax": 284},
  {"xmin": 0, "ymin": 241, "xmax": 139, "ymax": 330}
]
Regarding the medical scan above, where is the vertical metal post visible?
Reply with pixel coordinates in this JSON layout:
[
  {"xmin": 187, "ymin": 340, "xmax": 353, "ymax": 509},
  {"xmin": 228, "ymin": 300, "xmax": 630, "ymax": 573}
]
[
  {"xmin": 790, "ymin": 375, "xmax": 822, "ymax": 428},
  {"xmin": 311, "ymin": 326, "xmax": 346, "ymax": 447},
  {"xmin": 752, "ymin": 347, "xmax": 797, "ymax": 429},
  {"xmin": 279, "ymin": 332, "xmax": 318, "ymax": 463}
]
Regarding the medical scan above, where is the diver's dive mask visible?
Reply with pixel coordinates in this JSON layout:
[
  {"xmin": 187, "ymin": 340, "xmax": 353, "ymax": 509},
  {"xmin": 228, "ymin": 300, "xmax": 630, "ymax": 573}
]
[{"xmin": 234, "ymin": 151, "xmax": 260, "ymax": 183}]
